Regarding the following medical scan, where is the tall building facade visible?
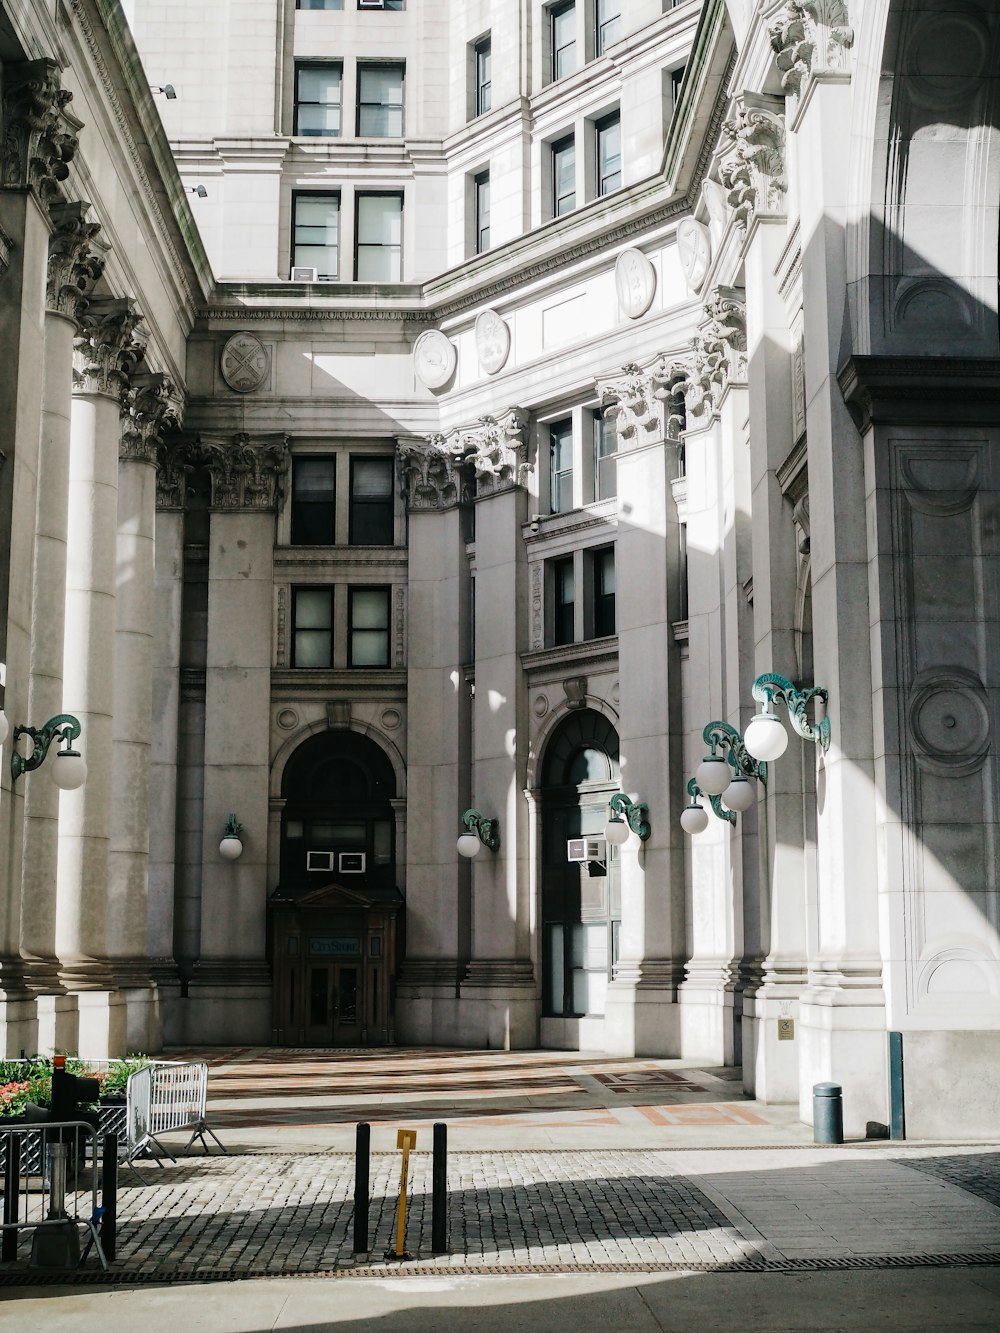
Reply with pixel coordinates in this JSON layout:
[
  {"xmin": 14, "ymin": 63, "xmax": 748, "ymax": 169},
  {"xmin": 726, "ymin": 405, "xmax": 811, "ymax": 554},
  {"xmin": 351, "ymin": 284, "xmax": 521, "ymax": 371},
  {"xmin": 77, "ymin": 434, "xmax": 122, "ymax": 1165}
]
[{"xmin": 1, "ymin": 0, "xmax": 998, "ymax": 1138}]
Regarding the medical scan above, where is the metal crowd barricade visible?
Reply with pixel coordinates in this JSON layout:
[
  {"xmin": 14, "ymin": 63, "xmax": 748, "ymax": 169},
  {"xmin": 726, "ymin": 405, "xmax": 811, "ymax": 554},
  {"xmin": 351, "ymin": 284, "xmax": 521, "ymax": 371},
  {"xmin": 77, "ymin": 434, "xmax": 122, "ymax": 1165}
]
[
  {"xmin": 1, "ymin": 1121, "xmax": 108, "ymax": 1270},
  {"xmin": 126, "ymin": 1060, "xmax": 226, "ymax": 1167}
]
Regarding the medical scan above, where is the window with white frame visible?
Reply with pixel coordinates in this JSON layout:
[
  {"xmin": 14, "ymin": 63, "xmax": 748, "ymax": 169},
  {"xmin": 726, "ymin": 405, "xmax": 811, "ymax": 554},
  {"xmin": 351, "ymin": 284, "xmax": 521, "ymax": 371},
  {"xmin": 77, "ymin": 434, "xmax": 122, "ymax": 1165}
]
[
  {"xmin": 551, "ymin": 134, "xmax": 576, "ymax": 217},
  {"xmin": 595, "ymin": 111, "xmax": 621, "ymax": 195},
  {"xmin": 295, "ymin": 64, "xmax": 342, "ymax": 136},
  {"xmin": 357, "ymin": 64, "xmax": 404, "ymax": 136},
  {"xmin": 549, "ymin": 418, "xmax": 574, "ymax": 513},
  {"xmin": 550, "ymin": 2, "xmax": 576, "ymax": 80},
  {"xmin": 355, "ymin": 193, "xmax": 402, "ymax": 280},
  {"xmin": 474, "ymin": 36, "xmax": 492, "ymax": 116},
  {"xmin": 292, "ymin": 193, "xmax": 340, "ymax": 280},
  {"xmin": 593, "ymin": 414, "xmax": 617, "ymax": 501}
]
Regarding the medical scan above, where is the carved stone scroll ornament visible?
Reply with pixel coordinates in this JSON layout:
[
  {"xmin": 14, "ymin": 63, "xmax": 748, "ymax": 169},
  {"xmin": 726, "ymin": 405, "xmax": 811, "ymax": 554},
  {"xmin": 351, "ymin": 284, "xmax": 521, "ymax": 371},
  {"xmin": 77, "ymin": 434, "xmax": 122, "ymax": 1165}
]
[
  {"xmin": 46, "ymin": 200, "xmax": 103, "ymax": 320},
  {"xmin": 197, "ymin": 432, "xmax": 289, "ymax": 511},
  {"xmin": 155, "ymin": 439, "xmax": 194, "ymax": 510},
  {"xmin": 769, "ymin": 1, "xmax": 854, "ymax": 97},
  {"xmin": 461, "ymin": 407, "xmax": 532, "ymax": 496},
  {"xmin": 121, "ymin": 372, "xmax": 179, "ymax": 465},
  {"xmin": 397, "ymin": 435, "xmax": 468, "ymax": 511},
  {"xmin": 73, "ymin": 298, "xmax": 146, "ymax": 398},
  {"xmin": 647, "ymin": 357, "xmax": 691, "ymax": 441},
  {"xmin": 1, "ymin": 59, "xmax": 79, "ymax": 199},
  {"xmin": 595, "ymin": 363, "xmax": 661, "ymax": 444},
  {"xmin": 719, "ymin": 96, "xmax": 787, "ymax": 230}
]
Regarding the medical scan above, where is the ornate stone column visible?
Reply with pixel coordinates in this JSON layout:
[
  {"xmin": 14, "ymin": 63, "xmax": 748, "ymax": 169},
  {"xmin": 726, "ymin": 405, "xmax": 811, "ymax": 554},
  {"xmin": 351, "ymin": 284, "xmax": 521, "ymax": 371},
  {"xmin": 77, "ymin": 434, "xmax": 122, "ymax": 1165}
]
[
  {"xmin": 186, "ymin": 433, "xmax": 288, "ymax": 1042},
  {"xmin": 0, "ymin": 60, "xmax": 79, "ymax": 1048},
  {"xmin": 394, "ymin": 434, "xmax": 473, "ymax": 1044},
  {"xmin": 456, "ymin": 410, "xmax": 538, "ymax": 1049},
  {"xmin": 20, "ymin": 198, "xmax": 103, "ymax": 1056}
]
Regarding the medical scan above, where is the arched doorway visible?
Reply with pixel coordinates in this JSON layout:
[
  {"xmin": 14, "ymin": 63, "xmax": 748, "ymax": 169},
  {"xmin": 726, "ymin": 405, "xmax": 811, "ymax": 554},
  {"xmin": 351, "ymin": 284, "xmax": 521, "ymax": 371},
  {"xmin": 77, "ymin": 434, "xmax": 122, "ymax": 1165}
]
[
  {"xmin": 269, "ymin": 730, "xmax": 402, "ymax": 1046},
  {"xmin": 540, "ymin": 710, "xmax": 621, "ymax": 1033}
]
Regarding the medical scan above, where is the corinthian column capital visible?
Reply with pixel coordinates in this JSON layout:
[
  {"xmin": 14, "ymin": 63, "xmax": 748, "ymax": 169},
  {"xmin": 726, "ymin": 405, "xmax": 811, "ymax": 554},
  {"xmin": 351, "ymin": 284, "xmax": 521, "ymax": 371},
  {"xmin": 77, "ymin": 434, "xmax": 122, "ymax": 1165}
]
[
  {"xmin": 74, "ymin": 298, "xmax": 146, "ymax": 398},
  {"xmin": 197, "ymin": 432, "xmax": 290, "ymax": 511},
  {"xmin": 121, "ymin": 372, "xmax": 180, "ymax": 464},
  {"xmin": 46, "ymin": 200, "xmax": 103, "ymax": 322},
  {"xmin": 1, "ymin": 59, "xmax": 79, "ymax": 200}
]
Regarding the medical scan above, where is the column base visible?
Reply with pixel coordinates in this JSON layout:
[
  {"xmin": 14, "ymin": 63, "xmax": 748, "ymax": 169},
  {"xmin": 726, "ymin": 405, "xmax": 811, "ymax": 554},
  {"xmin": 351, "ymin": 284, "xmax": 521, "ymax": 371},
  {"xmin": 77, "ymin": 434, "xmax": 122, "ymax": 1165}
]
[
  {"xmin": 799, "ymin": 978, "xmax": 887, "ymax": 1135},
  {"xmin": 76, "ymin": 990, "xmax": 129, "ymax": 1059},
  {"xmin": 603, "ymin": 960, "xmax": 683, "ymax": 1057},
  {"xmin": 0, "ymin": 993, "xmax": 38, "ymax": 1057},
  {"xmin": 34, "ymin": 992, "xmax": 81, "ymax": 1056},
  {"xmin": 458, "ymin": 959, "xmax": 537, "ymax": 1049},
  {"xmin": 184, "ymin": 961, "xmax": 272, "ymax": 1044},
  {"xmin": 395, "ymin": 958, "xmax": 464, "ymax": 1045},
  {"xmin": 742, "ymin": 983, "xmax": 804, "ymax": 1104},
  {"xmin": 678, "ymin": 961, "xmax": 740, "ymax": 1065}
]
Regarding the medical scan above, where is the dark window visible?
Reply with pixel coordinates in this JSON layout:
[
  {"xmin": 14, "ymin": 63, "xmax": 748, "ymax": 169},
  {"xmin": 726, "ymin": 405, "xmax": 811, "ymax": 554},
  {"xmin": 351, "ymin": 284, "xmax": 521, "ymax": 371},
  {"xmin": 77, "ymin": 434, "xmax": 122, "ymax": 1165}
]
[
  {"xmin": 596, "ymin": 111, "xmax": 621, "ymax": 195},
  {"xmin": 553, "ymin": 556, "xmax": 575, "ymax": 646},
  {"xmin": 474, "ymin": 170, "xmax": 490, "ymax": 253},
  {"xmin": 357, "ymin": 64, "xmax": 404, "ymax": 136},
  {"xmin": 292, "ymin": 588, "xmax": 334, "ymax": 667},
  {"xmin": 349, "ymin": 587, "xmax": 391, "ymax": 666},
  {"xmin": 549, "ymin": 418, "xmax": 573, "ymax": 513},
  {"xmin": 295, "ymin": 64, "xmax": 342, "ymax": 136},
  {"xmin": 552, "ymin": 135, "xmax": 575, "ymax": 216},
  {"xmin": 551, "ymin": 2, "xmax": 576, "ymax": 80},
  {"xmin": 593, "ymin": 413, "xmax": 617, "ymax": 501},
  {"xmin": 355, "ymin": 193, "xmax": 403, "ymax": 280},
  {"xmin": 291, "ymin": 458, "xmax": 336, "ymax": 544},
  {"xmin": 358, "ymin": 0, "xmax": 404, "ymax": 8},
  {"xmin": 297, "ymin": 0, "xmax": 344, "ymax": 9},
  {"xmin": 350, "ymin": 456, "xmax": 394, "ymax": 544},
  {"xmin": 292, "ymin": 193, "xmax": 339, "ymax": 280},
  {"xmin": 595, "ymin": 0, "xmax": 621, "ymax": 54},
  {"xmin": 592, "ymin": 546, "xmax": 615, "ymax": 638},
  {"xmin": 671, "ymin": 65, "xmax": 686, "ymax": 113},
  {"xmin": 475, "ymin": 37, "xmax": 492, "ymax": 116}
]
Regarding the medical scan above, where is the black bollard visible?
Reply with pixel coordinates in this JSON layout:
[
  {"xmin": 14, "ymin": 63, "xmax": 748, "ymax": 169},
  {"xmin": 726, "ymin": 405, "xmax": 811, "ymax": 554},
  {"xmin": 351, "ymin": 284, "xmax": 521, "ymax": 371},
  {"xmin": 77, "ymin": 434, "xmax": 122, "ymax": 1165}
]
[
  {"xmin": 813, "ymin": 1082, "xmax": 844, "ymax": 1144},
  {"xmin": 353, "ymin": 1122, "xmax": 370, "ymax": 1254},
  {"xmin": 2, "ymin": 1132, "xmax": 19, "ymax": 1262},
  {"xmin": 101, "ymin": 1133, "xmax": 118, "ymax": 1262},
  {"xmin": 431, "ymin": 1121, "xmax": 448, "ymax": 1254}
]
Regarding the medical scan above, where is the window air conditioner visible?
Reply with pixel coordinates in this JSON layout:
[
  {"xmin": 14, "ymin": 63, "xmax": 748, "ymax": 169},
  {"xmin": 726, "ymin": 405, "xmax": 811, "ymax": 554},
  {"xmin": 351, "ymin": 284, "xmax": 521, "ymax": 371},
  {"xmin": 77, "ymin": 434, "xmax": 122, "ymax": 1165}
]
[
  {"xmin": 307, "ymin": 850, "xmax": 335, "ymax": 872},
  {"xmin": 290, "ymin": 266, "xmax": 318, "ymax": 282},
  {"xmin": 338, "ymin": 852, "xmax": 366, "ymax": 874},
  {"xmin": 358, "ymin": 1, "xmax": 385, "ymax": 8},
  {"xmin": 566, "ymin": 838, "xmax": 607, "ymax": 863}
]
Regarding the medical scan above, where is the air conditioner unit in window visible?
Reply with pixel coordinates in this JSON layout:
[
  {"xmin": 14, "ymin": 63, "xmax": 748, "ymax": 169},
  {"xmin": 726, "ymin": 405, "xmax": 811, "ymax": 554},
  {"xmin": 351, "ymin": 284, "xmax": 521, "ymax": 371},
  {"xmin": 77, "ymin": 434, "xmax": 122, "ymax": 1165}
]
[
  {"xmin": 358, "ymin": 1, "xmax": 385, "ymax": 8},
  {"xmin": 290, "ymin": 266, "xmax": 318, "ymax": 282},
  {"xmin": 338, "ymin": 852, "xmax": 366, "ymax": 874},
  {"xmin": 566, "ymin": 838, "xmax": 607, "ymax": 863},
  {"xmin": 307, "ymin": 850, "xmax": 335, "ymax": 872}
]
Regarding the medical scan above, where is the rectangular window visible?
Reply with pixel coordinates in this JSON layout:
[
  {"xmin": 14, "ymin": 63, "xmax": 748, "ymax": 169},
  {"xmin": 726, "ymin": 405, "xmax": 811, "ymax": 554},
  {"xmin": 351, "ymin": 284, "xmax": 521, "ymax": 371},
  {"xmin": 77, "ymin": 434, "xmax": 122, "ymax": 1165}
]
[
  {"xmin": 291, "ymin": 458, "xmax": 336, "ymax": 544},
  {"xmin": 358, "ymin": 0, "xmax": 404, "ymax": 8},
  {"xmin": 357, "ymin": 63, "xmax": 404, "ymax": 136},
  {"xmin": 349, "ymin": 587, "xmax": 391, "ymax": 666},
  {"xmin": 295, "ymin": 64, "xmax": 342, "ymax": 136},
  {"xmin": 592, "ymin": 546, "xmax": 615, "ymax": 638},
  {"xmin": 551, "ymin": 135, "xmax": 576, "ymax": 217},
  {"xmin": 292, "ymin": 193, "xmax": 339, "ymax": 280},
  {"xmin": 475, "ymin": 37, "xmax": 492, "ymax": 116},
  {"xmin": 551, "ymin": 2, "xmax": 576, "ymax": 81},
  {"xmin": 355, "ymin": 193, "xmax": 402, "ymax": 280},
  {"xmin": 671, "ymin": 65, "xmax": 686, "ymax": 113},
  {"xmin": 553, "ymin": 556, "xmax": 575, "ymax": 646},
  {"xmin": 350, "ymin": 456, "xmax": 394, "ymax": 544},
  {"xmin": 292, "ymin": 588, "xmax": 334, "ymax": 667},
  {"xmin": 596, "ymin": 111, "xmax": 621, "ymax": 195},
  {"xmin": 298, "ymin": 1, "xmax": 344, "ymax": 9},
  {"xmin": 593, "ymin": 413, "xmax": 617, "ymax": 501},
  {"xmin": 474, "ymin": 170, "xmax": 490, "ymax": 253},
  {"xmin": 549, "ymin": 418, "xmax": 574, "ymax": 513},
  {"xmin": 595, "ymin": 0, "xmax": 621, "ymax": 54}
]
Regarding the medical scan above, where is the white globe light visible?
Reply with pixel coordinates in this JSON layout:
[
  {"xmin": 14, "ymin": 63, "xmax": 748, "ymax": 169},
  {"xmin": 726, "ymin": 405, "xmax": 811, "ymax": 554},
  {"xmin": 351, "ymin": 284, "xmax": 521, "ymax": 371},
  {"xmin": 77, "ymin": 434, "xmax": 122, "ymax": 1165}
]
[
  {"xmin": 722, "ymin": 775, "xmax": 756, "ymax": 813},
  {"xmin": 695, "ymin": 754, "xmax": 731, "ymax": 796},
  {"xmin": 604, "ymin": 816, "xmax": 630, "ymax": 846},
  {"xmin": 457, "ymin": 832, "xmax": 481, "ymax": 859},
  {"xmin": 743, "ymin": 711, "xmax": 789, "ymax": 762},
  {"xmin": 219, "ymin": 835, "xmax": 243, "ymax": 861},
  {"xmin": 680, "ymin": 803, "xmax": 709, "ymax": 835},
  {"xmin": 52, "ymin": 750, "xmax": 87, "ymax": 791},
  {"xmin": 0, "ymin": 709, "xmax": 8, "ymax": 746}
]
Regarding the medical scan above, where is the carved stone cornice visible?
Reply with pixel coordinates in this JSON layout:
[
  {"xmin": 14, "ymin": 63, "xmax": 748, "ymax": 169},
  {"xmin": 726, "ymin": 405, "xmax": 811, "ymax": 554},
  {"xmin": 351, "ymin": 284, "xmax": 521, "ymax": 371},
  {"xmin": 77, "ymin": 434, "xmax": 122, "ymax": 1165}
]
[
  {"xmin": 1, "ymin": 59, "xmax": 78, "ymax": 200},
  {"xmin": 769, "ymin": 1, "xmax": 854, "ymax": 97},
  {"xmin": 719, "ymin": 94, "xmax": 787, "ymax": 231},
  {"xmin": 120, "ymin": 372, "xmax": 178, "ymax": 464},
  {"xmin": 74, "ymin": 298, "xmax": 146, "ymax": 398},
  {"xmin": 196, "ymin": 432, "xmax": 289, "ymax": 511},
  {"xmin": 46, "ymin": 201, "xmax": 103, "ymax": 321},
  {"xmin": 397, "ymin": 435, "xmax": 468, "ymax": 512},
  {"xmin": 461, "ymin": 407, "xmax": 532, "ymax": 497}
]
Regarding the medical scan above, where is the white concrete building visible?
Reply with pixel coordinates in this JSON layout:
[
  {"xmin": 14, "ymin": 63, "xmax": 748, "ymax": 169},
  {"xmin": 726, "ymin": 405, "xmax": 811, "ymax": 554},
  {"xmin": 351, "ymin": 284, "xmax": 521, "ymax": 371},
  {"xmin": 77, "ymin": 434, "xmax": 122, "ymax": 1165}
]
[{"xmin": 1, "ymin": 0, "xmax": 999, "ymax": 1139}]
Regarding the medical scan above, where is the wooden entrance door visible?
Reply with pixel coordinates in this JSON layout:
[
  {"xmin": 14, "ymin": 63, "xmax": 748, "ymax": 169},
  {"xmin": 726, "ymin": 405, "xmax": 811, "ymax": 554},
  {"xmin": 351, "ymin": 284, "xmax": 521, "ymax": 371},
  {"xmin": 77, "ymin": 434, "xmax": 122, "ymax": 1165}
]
[{"xmin": 303, "ymin": 961, "xmax": 363, "ymax": 1046}]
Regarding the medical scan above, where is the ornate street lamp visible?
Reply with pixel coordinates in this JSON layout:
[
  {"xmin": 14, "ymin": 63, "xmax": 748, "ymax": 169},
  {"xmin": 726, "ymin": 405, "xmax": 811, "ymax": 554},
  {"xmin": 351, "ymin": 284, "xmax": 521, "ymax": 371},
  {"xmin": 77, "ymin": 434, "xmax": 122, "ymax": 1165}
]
[
  {"xmin": 219, "ymin": 813, "xmax": 244, "ymax": 861},
  {"xmin": 457, "ymin": 809, "xmax": 500, "ymax": 858},
  {"xmin": 681, "ymin": 722, "xmax": 767, "ymax": 834},
  {"xmin": 10, "ymin": 714, "xmax": 87, "ymax": 790},
  {"xmin": 604, "ymin": 792, "xmax": 651, "ymax": 846},
  {"xmin": 743, "ymin": 673, "xmax": 830, "ymax": 763}
]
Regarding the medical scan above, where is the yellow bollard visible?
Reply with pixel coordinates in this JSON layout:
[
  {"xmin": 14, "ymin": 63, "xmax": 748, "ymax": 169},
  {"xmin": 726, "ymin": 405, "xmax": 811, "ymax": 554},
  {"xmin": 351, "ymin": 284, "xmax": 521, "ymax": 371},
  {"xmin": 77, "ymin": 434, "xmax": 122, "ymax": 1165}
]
[{"xmin": 385, "ymin": 1129, "xmax": 417, "ymax": 1260}]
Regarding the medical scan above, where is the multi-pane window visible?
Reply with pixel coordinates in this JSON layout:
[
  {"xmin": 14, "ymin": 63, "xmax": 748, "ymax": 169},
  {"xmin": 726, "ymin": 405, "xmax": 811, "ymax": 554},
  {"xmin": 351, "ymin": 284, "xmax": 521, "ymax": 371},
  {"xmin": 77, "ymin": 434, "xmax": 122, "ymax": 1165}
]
[
  {"xmin": 357, "ymin": 64, "xmax": 404, "ymax": 136},
  {"xmin": 349, "ymin": 587, "xmax": 391, "ymax": 666},
  {"xmin": 596, "ymin": 111, "xmax": 621, "ymax": 195},
  {"xmin": 295, "ymin": 64, "xmax": 342, "ymax": 136},
  {"xmin": 355, "ymin": 193, "xmax": 402, "ymax": 280},
  {"xmin": 298, "ymin": 1, "xmax": 344, "ymax": 9},
  {"xmin": 474, "ymin": 171, "xmax": 490, "ymax": 253},
  {"xmin": 551, "ymin": 135, "xmax": 576, "ymax": 217},
  {"xmin": 350, "ymin": 457, "xmax": 394, "ymax": 544},
  {"xmin": 593, "ymin": 414, "xmax": 617, "ymax": 501},
  {"xmin": 474, "ymin": 37, "xmax": 492, "ymax": 116},
  {"xmin": 592, "ymin": 546, "xmax": 615, "ymax": 637},
  {"xmin": 551, "ymin": 2, "xmax": 576, "ymax": 80},
  {"xmin": 553, "ymin": 558, "xmax": 575, "ymax": 646},
  {"xmin": 291, "ymin": 458, "xmax": 336, "ymax": 544},
  {"xmin": 595, "ymin": 0, "xmax": 621, "ymax": 54},
  {"xmin": 292, "ymin": 193, "xmax": 339, "ymax": 280},
  {"xmin": 549, "ymin": 419, "xmax": 574, "ymax": 512},
  {"xmin": 292, "ymin": 588, "xmax": 334, "ymax": 667}
]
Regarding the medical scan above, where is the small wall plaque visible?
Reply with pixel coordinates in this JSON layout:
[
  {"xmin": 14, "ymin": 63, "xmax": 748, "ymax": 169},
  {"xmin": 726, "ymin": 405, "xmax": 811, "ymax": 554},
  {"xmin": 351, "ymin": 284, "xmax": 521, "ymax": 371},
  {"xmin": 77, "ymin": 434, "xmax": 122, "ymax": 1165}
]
[{"xmin": 777, "ymin": 1017, "xmax": 795, "ymax": 1041}]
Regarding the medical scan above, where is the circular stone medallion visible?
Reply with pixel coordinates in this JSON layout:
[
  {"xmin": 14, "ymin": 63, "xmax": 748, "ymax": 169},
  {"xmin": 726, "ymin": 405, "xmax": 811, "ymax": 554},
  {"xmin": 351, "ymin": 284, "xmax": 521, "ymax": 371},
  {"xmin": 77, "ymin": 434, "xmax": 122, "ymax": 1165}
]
[
  {"xmin": 220, "ymin": 332, "xmax": 270, "ymax": 393},
  {"xmin": 614, "ymin": 249, "xmax": 656, "ymax": 319},
  {"xmin": 475, "ymin": 309, "xmax": 511, "ymax": 375},
  {"xmin": 676, "ymin": 218, "xmax": 711, "ymax": 291},
  {"xmin": 413, "ymin": 330, "xmax": 457, "ymax": 389}
]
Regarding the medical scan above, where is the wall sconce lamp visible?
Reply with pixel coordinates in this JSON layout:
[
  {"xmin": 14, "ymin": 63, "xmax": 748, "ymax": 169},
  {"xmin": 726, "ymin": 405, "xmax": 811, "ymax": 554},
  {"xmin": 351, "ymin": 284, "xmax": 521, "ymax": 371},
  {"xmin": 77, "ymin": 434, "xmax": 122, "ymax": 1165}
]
[
  {"xmin": 219, "ymin": 814, "xmax": 244, "ymax": 861},
  {"xmin": 681, "ymin": 777, "xmax": 726, "ymax": 834},
  {"xmin": 604, "ymin": 793, "xmax": 650, "ymax": 846},
  {"xmin": 457, "ymin": 809, "xmax": 500, "ymax": 858},
  {"xmin": 150, "ymin": 84, "xmax": 177, "ymax": 99},
  {"xmin": 743, "ymin": 673, "xmax": 830, "ymax": 763},
  {"xmin": 186, "ymin": 185, "xmax": 208, "ymax": 199},
  {"xmin": 10, "ymin": 714, "xmax": 87, "ymax": 790}
]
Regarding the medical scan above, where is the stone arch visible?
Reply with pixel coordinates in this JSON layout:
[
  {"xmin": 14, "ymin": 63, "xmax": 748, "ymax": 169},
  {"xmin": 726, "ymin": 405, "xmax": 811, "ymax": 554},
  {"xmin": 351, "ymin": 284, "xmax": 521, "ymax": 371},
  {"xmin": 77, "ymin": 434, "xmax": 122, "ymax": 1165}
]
[
  {"xmin": 270, "ymin": 718, "xmax": 406, "ymax": 801},
  {"xmin": 525, "ymin": 695, "xmax": 621, "ymax": 793}
]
